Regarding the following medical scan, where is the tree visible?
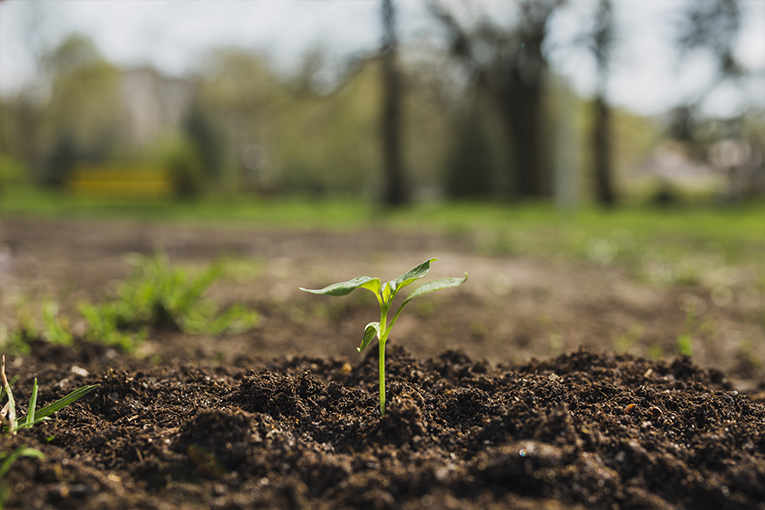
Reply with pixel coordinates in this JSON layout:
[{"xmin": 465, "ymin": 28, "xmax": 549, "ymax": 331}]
[
  {"xmin": 431, "ymin": 0, "xmax": 565, "ymax": 198},
  {"xmin": 444, "ymin": 95, "xmax": 496, "ymax": 199},
  {"xmin": 677, "ymin": 0, "xmax": 744, "ymax": 99},
  {"xmin": 194, "ymin": 49, "xmax": 287, "ymax": 193},
  {"xmin": 670, "ymin": 0, "xmax": 764, "ymax": 199},
  {"xmin": 380, "ymin": 0, "xmax": 408, "ymax": 206},
  {"xmin": 671, "ymin": 0, "xmax": 746, "ymax": 145},
  {"xmin": 182, "ymin": 99, "xmax": 226, "ymax": 187},
  {"xmin": 44, "ymin": 131, "xmax": 77, "ymax": 187},
  {"xmin": 43, "ymin": 34, "xmax": 123, "ymax": 166},
  {"xmin": 589, "ymin": 0, "xmax": 616, "ymax": 206}
]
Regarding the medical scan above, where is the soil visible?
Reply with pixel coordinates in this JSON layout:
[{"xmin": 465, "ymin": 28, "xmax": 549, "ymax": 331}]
[{"xmin": 1, "ymin": 217, "xmax": 764, "ymax": 509}]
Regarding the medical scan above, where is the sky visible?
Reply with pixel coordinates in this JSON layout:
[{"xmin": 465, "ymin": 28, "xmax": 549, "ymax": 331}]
[{"xmin": 0, "ymin": 0, "xmax": 763, "ymax": 117}]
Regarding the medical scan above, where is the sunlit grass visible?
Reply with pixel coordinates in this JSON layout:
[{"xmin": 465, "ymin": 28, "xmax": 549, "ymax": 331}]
[
  {"xmin": 1, "ymin": 187, "xmax": 763, "ymax": 288},
  {"xmin": 0, "ymin": 186, "xmax": 373, "ymax": 229}
]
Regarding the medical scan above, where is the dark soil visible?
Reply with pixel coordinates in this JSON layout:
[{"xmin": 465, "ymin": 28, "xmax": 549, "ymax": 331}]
[{"xmin": 2, "ymin": 338, "xmax": 764, "ymax": 510}]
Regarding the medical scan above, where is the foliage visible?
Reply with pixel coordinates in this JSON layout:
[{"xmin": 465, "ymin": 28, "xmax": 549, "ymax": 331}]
[
  {"xmin": 0, "ymin": 301, "xmax": 72, "ymax": 354},
  {"xmin": 0, "ymin": 252, "xmax": 258, "ymax": 355},
  {"xmin": 44, "ymin": 35, "xmax": 124, "ymax": 167},
  {"xmin": 165, "ymin": 139, "xmax": 207, "ymax": 198},
  {"xmin": 301, "ymin": 258, "xmax": 467, "ymax": 415},
  {"xmin": 41, "ymin": 302, "xmax": 73, "ymax": 346},
  {"xmin": 43, "ymin": 132, "xmax": 78, "ymax": 188},
  {"xmin": 0, "ymin": 327, "xmax": 31, "ymax": 357},
  {"xmin": 0, "ymin": 155, "xmax": 27, "ymax": 189},
  {"xmin": 182, "ymin": 100, "xmax": 226, "ymax": 188},
  {"xmin": 79, "ymin": 252, "xmax": 258, "ymax": 351}
]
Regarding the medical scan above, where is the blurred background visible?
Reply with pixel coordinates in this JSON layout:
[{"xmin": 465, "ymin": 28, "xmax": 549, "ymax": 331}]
[
  {"xmin": 0, "ymin": 0, "xmax": 764, "ymax": 393},
  {"xmin": 0, "ymin": 0, "xmax": 763, "ymax": 206}
]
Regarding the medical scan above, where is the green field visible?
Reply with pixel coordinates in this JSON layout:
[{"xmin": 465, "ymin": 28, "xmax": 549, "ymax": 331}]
[{"xmin": 1, "ymin": 187, "xmax": 763, "ymax": 289}]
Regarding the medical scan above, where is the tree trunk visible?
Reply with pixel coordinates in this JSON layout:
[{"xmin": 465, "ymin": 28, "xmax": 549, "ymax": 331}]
[
  {"xmin": 499, "ymin": 79, "xmax": 544, "ymax": 197},
  {"xmin": 429, "ymin": 0, "xmax": 560, "ymax": 200},
  {"xmin": 591, "ymin": 0, "xmax": 616, "ymax": 207},
  {"xmin": 380, "ymin": 0, "xmax": 407, "ymax": 206},
  {"xmin": 593, "ymin": 94, "xmax": 615, "ymax": 206},
  {"xmin": 17, "ymin": 99, "xmax": 44, "ymax": 185}
]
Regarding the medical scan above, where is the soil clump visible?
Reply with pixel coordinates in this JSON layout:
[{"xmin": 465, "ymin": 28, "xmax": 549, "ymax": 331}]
[{"xmin": 2, "ymin": 339, "xmax": 764, "ymax": 510}]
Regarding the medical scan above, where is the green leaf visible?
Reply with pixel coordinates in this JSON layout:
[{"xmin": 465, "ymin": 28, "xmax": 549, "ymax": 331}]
[
  {"xmin": 402, "ymin": 273, "xmax": 468, "ymax": 306},
  {"xmin": 389, "ymin": 274, "xmax": 469, "ymax": 330},
  {"xmin": 300, "ymin": 276, "xmax": 381, "ymax": 297},
  {"xmin": 358, "ymin": 322, "xmax": 381, "ymax": 352},
  {"xmin": 381, "ymin": 281, "xmax": 391, "ymax": 302},
  {"xmin": 389, "ymin": 258, "xmax": 438, "ymax": 295},
  {"xmin": 24, "ymin": 379, "xmax": 38, "ymax": 428},
  {"xmin": 33, "ymin": 384, "xmax": 99, "ymax": 423}
]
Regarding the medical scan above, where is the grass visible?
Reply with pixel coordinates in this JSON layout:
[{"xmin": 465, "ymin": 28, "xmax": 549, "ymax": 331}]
[
  {"xmin": 0, "ymin": 252, "xmax": 259, "ymax": 355},
  {"xmin": 1, "ymin": 356, "xmax": 99, "ymax": 436},
  {"xmin": 77, "ymin": 252, "xmax": 258, "ymax": 351},
  {"xmin": 0, "ymin": 187, "xmax": 372, "ymax": 229},
  {"xmin": 1, "ymin": 187, "xmax": 763, "ymax": 288},
  {"xmin": 0, "ymin": 445, "xmax": 44, "ymax": 509},
  {"xmin": 0, "ymin": 355, "xmax": 97, "ymax": 509}
]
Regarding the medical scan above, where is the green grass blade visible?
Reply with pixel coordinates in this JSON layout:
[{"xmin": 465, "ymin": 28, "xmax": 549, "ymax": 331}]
[
  {"xmin": 300, "ymin": 276, "xmax": 380, "ymax": 297},
  {"xmin": 0, "ymin": 447, "xmax": 44, "ymax": 481},
  {"xmin": 24, "ymin": 379, "xmax": 38, "ymax": 428},
  {"xmin": 0, "ymin": 448, "xmax": 44, "ymax": 485},
  {"xmin": 34, "ymin": 384, "xmax": 99, "ymax": 422},
  {"xmin": 358, "ymin": 322, "xmax": 380, "ymax": 352},
  {"xmin": 389, "ymin": 257, "xmax": 438, "ymax": 294},
  {"xmin": 176, "ymin": 263, "xmax": 222, "ymax": 312}
]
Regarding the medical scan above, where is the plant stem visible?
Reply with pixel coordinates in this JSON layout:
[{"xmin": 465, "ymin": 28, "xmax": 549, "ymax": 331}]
[
  {"xmin": 379, "ymin": 337, "xmax": 386, "ymax": 416},
  {"xmin": 379, "ymin": 308, "xmax": 389, "ymax": 417}
]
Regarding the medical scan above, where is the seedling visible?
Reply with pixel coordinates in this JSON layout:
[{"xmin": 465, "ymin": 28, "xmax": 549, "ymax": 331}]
[
  {"xmin": 1, "ymin": 356, "xmax": 99, "ymax": 435},
  {"xmin": 301, "ymin": 257, "xmax": 467, "ymax": 416}
]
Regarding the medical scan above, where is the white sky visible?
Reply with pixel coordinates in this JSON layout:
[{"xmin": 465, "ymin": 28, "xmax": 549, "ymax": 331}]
[{"xmin": 0, "ymin": 0, "xmax": 763, "ymax": 117}]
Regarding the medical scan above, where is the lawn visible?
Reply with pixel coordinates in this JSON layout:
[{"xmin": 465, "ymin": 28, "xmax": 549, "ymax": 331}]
[{"xmin": 2, "ymin": 187, "xmax": 763, "ymax": 288}]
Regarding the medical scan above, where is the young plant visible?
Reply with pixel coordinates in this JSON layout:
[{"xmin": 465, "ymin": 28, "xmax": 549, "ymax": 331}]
[
  {"xmin": 1, "ymin": 356, "xmax": 99, "ymax": 435},
  {"xmin": 300, "ymin": 257, "xmax": 467, "ymax": 416}
]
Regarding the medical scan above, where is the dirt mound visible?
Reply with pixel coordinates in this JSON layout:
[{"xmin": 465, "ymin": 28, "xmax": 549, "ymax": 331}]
[{"xmin": 2, "ymin": 340, "xmax": 764, "ymax": 510}]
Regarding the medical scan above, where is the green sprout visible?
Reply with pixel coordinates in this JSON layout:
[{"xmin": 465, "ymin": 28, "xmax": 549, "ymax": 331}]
[
  {"xmin": 1, "ymin": 356, "xmax": 99, "ymax": 435},
  {"xmin": 300, "ymin": 257, "xmax": 467, "ymax": 416}
]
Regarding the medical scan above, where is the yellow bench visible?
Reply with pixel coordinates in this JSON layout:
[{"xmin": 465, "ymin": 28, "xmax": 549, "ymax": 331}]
[{"xmin": 66, "ymin": 166, "xmax": 173, "ymax": 197}]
